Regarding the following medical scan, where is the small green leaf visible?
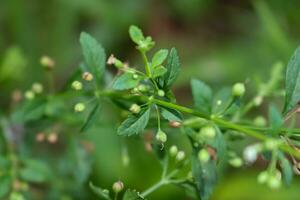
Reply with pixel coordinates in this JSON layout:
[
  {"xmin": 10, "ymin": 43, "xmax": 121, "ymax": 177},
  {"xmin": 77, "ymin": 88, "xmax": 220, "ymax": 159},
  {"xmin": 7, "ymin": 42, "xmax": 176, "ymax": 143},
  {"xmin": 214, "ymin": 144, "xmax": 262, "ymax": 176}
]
[
  {"xmin": 283, "ymin": 46, "xmax": 300, "ymax": 114},
  {"xmin": 191, "ymin": 79, "xmax": 213, "ymax": 115},
  {"xmin": 129, "ymin": 25, "xmax": 144, "ymax": 44},
  {"xmin": 152, "ymin": 49, "xmax": 168, "ymax": 67},
  {"xmin": 0, "ymin": 175, "xmax": 11, "ymax": 198},
  {"xmin": 163, "ymin": 48, "xmax": 180, "ymax": 88},
  {"xmin": 123, "ymin": 189, "xmax": 144, "ymax": 200},
  {"xmin": 112, "ymin": 72, "xmax": 140, "ymax": 90},
  {"xmin": 268, "ymin": 104, "xmax": 283, "ymax": 134},
  {"xmin": 89, "ymin": 182, "xmax": 112, "ymax": 200},
  {"xmin": 80, "ymin": 103, "xmax": 101, "ymax": 132},
  {"xmin": 279, "ymin": 153, "xmax": 293, "ymax": 186},
  {"xmin": 19, "ymin": 159, "xmax": 52, "ymax": 183},
  {"xmin": 152, "ymin": 65, "xmax": 167, "ymax": 78},
  {"xmin": 212, "ymin": 87, "xmax": 231, "ymax": 114},
  {"xmin": 80, "ymin": 32, "xmax": 106, "ymax": 84},
  {"xmin": 160, "ymin": 107, "xmax": 183, "ymax": 122},
  {"xmin": 118, "ymin": 108, "xmax": 151, "ymax": 136}
]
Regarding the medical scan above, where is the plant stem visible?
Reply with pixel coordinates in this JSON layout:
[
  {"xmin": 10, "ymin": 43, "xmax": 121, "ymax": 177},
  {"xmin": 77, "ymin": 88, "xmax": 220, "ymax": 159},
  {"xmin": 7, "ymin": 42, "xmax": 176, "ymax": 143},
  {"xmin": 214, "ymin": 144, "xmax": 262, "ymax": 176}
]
[
  {"xmin": 140, "ymin": 51, "xmax": 151, "ymax": 77},
  {"xmin": 141, "ymin": 179, "xmax": 167, "ymax": 197}
]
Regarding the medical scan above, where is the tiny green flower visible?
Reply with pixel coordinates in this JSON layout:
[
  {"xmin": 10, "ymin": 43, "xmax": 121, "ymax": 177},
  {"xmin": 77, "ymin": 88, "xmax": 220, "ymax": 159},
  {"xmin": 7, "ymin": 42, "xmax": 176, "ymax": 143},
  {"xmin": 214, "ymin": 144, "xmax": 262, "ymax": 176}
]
[
  {"xmin": 129, "ymin": 104, "xmax": 141, "ymax": 114},
  {"xmin": 156, "ymin": 130, "xmax": 167, "ymax": 143},
  {"xmin": 228, "ymin": 157, "xmax": 243, "ymax": 168},
  {"xmin": 200, "ymin": 126, "xmax": 216, "ymax": 139},
  {"xmin": 253, "ymin": 116, "xmax": 267, "ymax": 127},
  {"xmin": 176, "ymin": 151, "xmax": 186, "ymax": 162},
  {"xmin": 198, "ymin": 149, "xmax": 210, "ymax": 163},
  {"xmin": 74, "ymin": 103, "xmax": 85, "ymax": 112},
  {"xmin": 157, "ymin": 89, "xmax": 165, "ymax": 97},
  {"xmin": 71, "ymin": 81, "xmax": 83, "ymax": 90},
  {"xmin": 32, "ymin": 82, "xmax": 43, "ymax": 94},
  {"xmin": 25, "ymin": 90, "xmax": 35, "ymax": 100},
  {"xmin": 232, "ymin": 82, "xmax": 245, "ymax": 97},
  {"xmin": 112, "ymin": 181, "xmax": 124, "ymax": 193},
  {"xmin": 169, "ymin": 145, "xmax": 178, "ymax": 156}
]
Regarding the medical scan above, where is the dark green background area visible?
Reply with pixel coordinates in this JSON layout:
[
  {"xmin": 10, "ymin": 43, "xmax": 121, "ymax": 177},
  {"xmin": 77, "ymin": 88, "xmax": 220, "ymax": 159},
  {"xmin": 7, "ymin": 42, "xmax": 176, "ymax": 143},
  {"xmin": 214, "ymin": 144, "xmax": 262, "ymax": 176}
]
[{"xmin": 1, "ymin": 0, "xmax": 300, "ymax": 199}]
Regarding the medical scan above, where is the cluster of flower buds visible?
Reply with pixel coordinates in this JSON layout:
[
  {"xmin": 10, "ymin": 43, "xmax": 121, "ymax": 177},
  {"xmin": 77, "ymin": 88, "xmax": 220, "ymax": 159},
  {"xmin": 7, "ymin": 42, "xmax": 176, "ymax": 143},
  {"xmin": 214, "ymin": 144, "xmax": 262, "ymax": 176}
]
[
  {"xmin": 169, "ymin": 145, "xmax": 186, "ymax": 162},
  {"xmin": 35, "ymin": 132, "xmax": 58, "ymax": 144},
  {"xmin": 258, "ymin": 170, "xmax": 282, "ymax": 189},
  {"xmin": 24, "ymin": 82, "xmax": 44, "ymax": 100}
]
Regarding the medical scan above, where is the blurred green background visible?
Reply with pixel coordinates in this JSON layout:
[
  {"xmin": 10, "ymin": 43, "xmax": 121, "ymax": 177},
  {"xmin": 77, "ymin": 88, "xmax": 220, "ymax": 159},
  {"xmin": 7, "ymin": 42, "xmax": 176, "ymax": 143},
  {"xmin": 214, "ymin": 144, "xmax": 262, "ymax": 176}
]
[{"xmin": 1, "ymin": 0, "xmax": 300, "ymax": 199}]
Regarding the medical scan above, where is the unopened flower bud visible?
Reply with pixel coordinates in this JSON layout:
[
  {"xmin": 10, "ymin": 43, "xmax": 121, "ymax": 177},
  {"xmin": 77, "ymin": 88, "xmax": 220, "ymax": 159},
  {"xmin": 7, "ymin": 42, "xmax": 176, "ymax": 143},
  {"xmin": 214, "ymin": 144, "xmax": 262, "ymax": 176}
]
[
  {"xmin": 267, "ymin": 172, "xmax": 281, "ymax": 189},
  {"xmin": 254, "ymin": 116, "xmax": 266, "ymax": 127},
  {"xmin": 200, "ymin": 126, "xmax": 216, "ymax": 139},
  {"xmin": 36, "ymin": 132, "xmax": 45, "ymax": 142},
  {"xmin": 176, "ymin": 151, "xmax": 186, "ymax": 162},
  {"xmin": 228, "ymin": 157, "xmax": 243, "ymax": 168},
  {"xmin": 82, "ymin": 72, "xmax": 93, "ymax": 81},
  {"xmin": 32, "ymin": 83, "xmax": 43, "ymax": 94},
  {"xmin": 198, "ymin": 149, "xmax": 210, "ymax": 163},
  {"xmin": 47, "ymin": 132, "xmax": 58, "ymax": 144},
  {"xmin": 74, "ymin": 103, "xmax": 85, "ymax": 112},
  {"xmin": 132, "ymin": 74, "xmax": 139, "ymax": 80},
  {"xmin": 232, "ymin": 82, "xmax": 245, "ymax": 97},
  {"xmin": 24, "ymin": 90, "xmax": 35, "ymax": 100},
  {"xmin": 258, "ymin": 171, "xmax": 269, "ymax": 184},
  {"xmin": 71, "ymin": 81, "xmax": 83, "ymax": 90},
  {"xmin": 157, "ymin": 90, "xmax": 165, "ymax": 97},
  {"xmin": 169, "ymin": 145, "xmax": 178, "ymax": 156},
  {"xmin": 107, "ymin": 54, "xmax": 116, "ymax": 65},
  {"xmin": 40, "ymin": 56, "xmax": 55, "ymax": 69},
  {"xmin": 129, "ymin": 104, "xmax": 141, "ymax": 114},
  {"xmin": 254, "ymin": 96, "xmax": 263, "ymax": 106},
  {"xmin": 243, "ymin": 145, "xmax": 259, "ymax": 164},
  {"xmin": 169, "ymin": 121, "xmax": 181, "ymax": 128},
  {"xmin": 112, "ymin": 181, "xmax": 124, "ymax": 193},
  {"xmin": 156, "ymin": 130, "xmax": 167, "ymax": 143}
]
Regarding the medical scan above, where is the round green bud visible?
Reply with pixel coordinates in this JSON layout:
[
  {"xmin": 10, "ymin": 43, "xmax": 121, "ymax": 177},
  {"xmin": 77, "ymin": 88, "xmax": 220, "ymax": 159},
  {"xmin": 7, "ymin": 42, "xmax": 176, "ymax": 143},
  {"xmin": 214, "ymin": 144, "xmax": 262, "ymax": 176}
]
[
  {"xmin": 232, "ymin": 82, "xmax": 245, "ymax": 97},
  {"xmin": 200, "ymin": 126, "xmax": 216, "ymax": 139},
  {"xmin": 169, "ymin": 145, "xmax": 178, "ymax": 156},
  {"xmin": 198, "ymin": 149, "xmax": 210, "ymax": 163},
  {"xmin": 40, "ymin": 56, "xmax": 55, "ymax": 69},
  {"xmin": 267, "ymin": 174, "xmax": 281, "ymax": 189},
  {"xmin": 157, "ymin": 90, "xmax": 165, "ymax": 97},
  {"xmin": 112, "ymin": 181, "xmax": 124, "ymax": 193},
  {"xmin": 216, "ymin": 100, "xmax": 222, "ymax": 106},
  {"xmin": 25, "ymin": 90, "xmax": 35, "ymax": 100},
  {"xmin": 74, "ymin": 103, "xmax": 85, "ymax": 112},
  {"xmin": 129, "ymin": 104, "xmax": 141, "ymax": 114},
  {"xmin": 228, "ymin": 157, "xmax": 243, "ymax": 168},
  {"xmin": 254, "ymin": 96, "xmax": 263, "ymax": 106},
  {"xmin": 132, "ymin": 74, "xmax": 139, "ymax": 80},
  {"xmin": 253, "ymin": 116, "xmax": 267, "ymax": 127},
  {"xmin": 257, "ymin": 171, "xmax": 269, "ymax": 184},
  {"xmin": 71, "ymin": 81, "xmax": 83, "ymax": 90},
  {"xmin": 176, "ymin": 151, "xmax": 186, "ymax": 162},
  {"xmin": 32, "ymin": 82, "xmax": 43, "ymax": 94},
  {"xmin": 156, "ymin": 130, "xmax": 167, "ymax": 143}
]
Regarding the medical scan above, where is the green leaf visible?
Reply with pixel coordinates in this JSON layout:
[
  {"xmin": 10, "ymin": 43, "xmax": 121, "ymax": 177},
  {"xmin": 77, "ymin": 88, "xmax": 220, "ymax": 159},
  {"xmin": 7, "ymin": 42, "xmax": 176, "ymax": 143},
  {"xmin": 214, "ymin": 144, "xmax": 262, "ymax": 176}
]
[
  {"xmin": 279, "ymin": 153, "xmax": 293, "ymax": 186},
  {"xmin": 89, "ymin": 182, "xmax": 112, "ymax": 200},
  {"xmin": 0, "ymin": 175, "xmax": 11, "ymax": 198},
  {"xmin": 80, "ymin": 103, "xmax": 101, "ymax": 132},
  {"xmin": 163, "ymin": 48, "xmax": 180, "ymax": 88},
  {"xmin": 152, "ymin": 65, "xmax": 167, "ymax": 78},
  {"xmin": 283, "ymin": 46, "xmax": 300, "ymax": 114},
  {"xmin": 212, "ymin": 87, "xmax": 231, "ymax": 114},
  {"xmin": 80, "ymin": 32, "xmax": 106, "ymax": 84},
  {"xmin": 192, "ymin": 153, "xmax": 217, "ymax": 200},
  {"xmin": 123, "ymin": 189, "xmax": 144, "ymax": 200},
  {"xmin": 152, "ymin": 49, "xmax": 168, "ymax": 67},
  {"xmin": 118, "ymin": 108, "xmax": 151, "ymax": 136},
  {"xmin": 112, "ymin": 72, "xmax": 140, "ymax": 90},
  {"xmin": 160, "ymin": 107, "xmax": 183, "ymax": 122},
  {"xmin": 191, "ymin": 79, "xmax": 213, "ymax": 115},
  {"xmin": 268, "ymin": 104, "xmax": 283, "ymax": 134},
  {"xmin": 129, "ymin": 25, "xmax": 144, "ymax": 44},
  {"xmin": 19, "ymin": 159, "xmax": 52, "ymax": 183}
]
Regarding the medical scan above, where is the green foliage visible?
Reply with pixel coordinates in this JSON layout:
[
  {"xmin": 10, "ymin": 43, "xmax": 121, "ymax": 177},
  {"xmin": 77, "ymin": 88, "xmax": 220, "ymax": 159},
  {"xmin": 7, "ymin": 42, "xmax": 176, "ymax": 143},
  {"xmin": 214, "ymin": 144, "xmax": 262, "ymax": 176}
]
[
  {"xmin": 123, "ymin": 189, "xmax": 144, "ymax": 200},
  {"xmin": 161, "ymin": 48, "xmax": 180, "ymax": 88},
  {"xmin": 90, "ymin": 182, "xmax": 112, "ymax": 200},
  {"xmin": 191, "ymin": 79, "xmax": 213, "ymax": 115},
  {"xmin": 151, "ymin": 49, "xmax": 168, "ymax": 67},
  {"xmin": 80, "ymin": 32, "xmax": 106, "ymax": 85},
  {"xmin": 113, "ymin": 72, "xmax": 141, "ymax": 90},
  {"xmin": 118, "ymin": 108, "xmax": 151, "ymax": 136},
  {"xmin": 283, "ymin": 46, "xmax": 300, "ymax": 114}
]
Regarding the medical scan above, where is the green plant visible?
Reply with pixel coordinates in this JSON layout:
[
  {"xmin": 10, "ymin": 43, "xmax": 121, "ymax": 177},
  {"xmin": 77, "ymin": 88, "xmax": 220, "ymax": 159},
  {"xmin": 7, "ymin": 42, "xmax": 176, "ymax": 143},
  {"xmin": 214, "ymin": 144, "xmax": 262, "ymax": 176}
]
[{"xmin": 1, "ymin": 25, "xmax": 300, "ymax": 200}]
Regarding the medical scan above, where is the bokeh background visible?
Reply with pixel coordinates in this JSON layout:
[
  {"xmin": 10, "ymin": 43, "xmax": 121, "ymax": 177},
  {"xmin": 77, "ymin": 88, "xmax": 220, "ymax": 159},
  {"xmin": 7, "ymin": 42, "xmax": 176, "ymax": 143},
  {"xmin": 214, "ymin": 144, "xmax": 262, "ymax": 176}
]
[{"xmin": 1, "ymin": 0, "xmax": 300, "ymax": 199}]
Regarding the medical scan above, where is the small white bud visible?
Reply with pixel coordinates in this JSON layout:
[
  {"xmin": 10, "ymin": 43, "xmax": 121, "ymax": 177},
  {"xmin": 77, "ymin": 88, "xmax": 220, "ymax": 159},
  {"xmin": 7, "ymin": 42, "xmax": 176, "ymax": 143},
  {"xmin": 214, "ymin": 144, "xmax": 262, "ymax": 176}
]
[
  {"xmin": 129, "ymin": 104, "xmax": 141, "ymax": 114},
  {"xmin": 169, "ymin": 145, "xmax": 178, "ymax": 156},
  {"xmin": 32, "ymin": 83, "xmax": 43, "ymax": 94},
  {"xmin": 176, "ymin": 151, "xmax": 186, "ymax": 162},
  {"xmin": 156, "ymin": 130, "xmax": 167, "ymax": 143},
  {"xmin": 74, "ymin": 103, "xmax": 85, "ymax": 112},
  {"xmin": 71, "ymin": 81, "xmax": 83, "ymax": 90},
  {"xmin": 82, "ymin": 72, "xmax": 93, "ymax": 81},
  {"xmin": 112, "ymin": 181, "xmax": 124, "ymax": 193},
  {"xmin": 24, "ymin": 90, "xmax": 35, "ymax": 100}
]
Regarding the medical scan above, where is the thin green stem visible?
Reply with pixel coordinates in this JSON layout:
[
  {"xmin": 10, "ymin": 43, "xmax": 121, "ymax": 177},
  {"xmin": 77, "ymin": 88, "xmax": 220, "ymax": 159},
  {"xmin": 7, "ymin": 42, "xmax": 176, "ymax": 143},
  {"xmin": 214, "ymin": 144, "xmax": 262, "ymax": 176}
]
[
  {"xmin": 155, "ymin": 105, "xmax": 161, "ymax": 130},
  {"xmin": 140, "ymin": 51, "xmax": 151, "ymax": 77},
  {"xmin": 141, "ymin": 179, "xmax": 167, "ymax": 197}
]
